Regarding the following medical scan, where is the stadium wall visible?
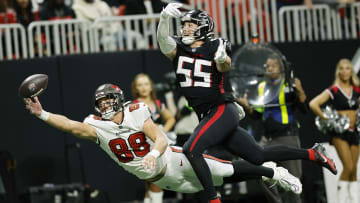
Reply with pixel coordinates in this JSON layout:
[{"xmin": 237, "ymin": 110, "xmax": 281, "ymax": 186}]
[{"xmin": 1, "ymin": 39, "xmax": 359, "ymax": 202}]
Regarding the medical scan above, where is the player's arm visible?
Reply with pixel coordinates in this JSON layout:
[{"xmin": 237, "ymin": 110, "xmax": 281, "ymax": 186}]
[
  {"xmin": 157, "ymin": 3, "xmax": 182, "ymax": 60},
  {"xmin": 215, "ymin": 39, "xmax": 231, "ymax": 72},
  {"xmin": 143, "ymin": 118, "xmax": 168, "ymax": 155},
  {"xmin": 309, "ymin": 90, "xmax": 331, "ymax": 119},
  {"xmin": 24, "ymin": 97, "xmax": 97, "ymax": 142},
  {"xmin": 141, "ymin": 117, "xmax": 168, "ymax": 170}
]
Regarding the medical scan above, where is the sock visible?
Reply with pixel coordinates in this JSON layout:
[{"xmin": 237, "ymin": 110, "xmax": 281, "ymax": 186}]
[
  {"xmin": 144, "ymin": 197, "xmax": 150, "ymax": 203},
  {"xmin": 308, "ymin": 149, "xmax": 316, "ymax": 161},
  {"xmin": 148, "ymin": 191, "xmax": 163, "ymax": 203}
]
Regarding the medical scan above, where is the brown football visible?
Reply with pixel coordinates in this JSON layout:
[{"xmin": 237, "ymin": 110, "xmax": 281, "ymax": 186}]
[{"xmin": 18, "ymin": 74, "xmax": 48, "ymax": 98}]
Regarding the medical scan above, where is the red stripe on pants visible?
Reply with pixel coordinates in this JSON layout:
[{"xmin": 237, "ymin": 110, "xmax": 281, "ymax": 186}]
[{"xmin": 190, "ymin": 104, "xmax": 226, "ymax": 152}]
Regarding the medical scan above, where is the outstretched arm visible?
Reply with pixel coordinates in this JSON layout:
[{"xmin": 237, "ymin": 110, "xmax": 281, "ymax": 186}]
[
  {"xmin": 157, "ymin": 3, "xmax": 182, "ymax": 60},
  {"xmin": 24, "ymin": 97, "xmax": 97, "ymax": 142}
]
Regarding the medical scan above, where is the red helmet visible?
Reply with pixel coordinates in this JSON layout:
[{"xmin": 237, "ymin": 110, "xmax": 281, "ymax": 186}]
[{"xmin": 94, "ymin": 84, "xmax": 125, "ymax": 119}]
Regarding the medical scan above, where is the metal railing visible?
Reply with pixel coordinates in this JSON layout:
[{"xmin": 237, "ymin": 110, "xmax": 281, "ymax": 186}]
[
  {"xmin": 331, "ymin": 2, "xmax": 360, "ymax": 40},
  {"xmin": 189, "ymin": 0, "xmax": 279, "ymax": 43},
  {"xmin": 27, "ymin": 19, "xmax": 92, "ymax": 58},
  {"xmin": 0, "ymin": 1, "xmax": 359, "ymax": 61},
  {"xmin": 279, "ymin": 4, "xmax": 332, "ymax": 42},
  {"xmin": 0, "ymin": 23, "xmax": 27, "ymax": 60}
]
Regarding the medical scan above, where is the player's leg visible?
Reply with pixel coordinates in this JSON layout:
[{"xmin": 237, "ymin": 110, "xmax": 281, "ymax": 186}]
[
  {"xmin": 182, "ymin": 103, "xmax": 239, "ymax": 202},
  {"xmin": 144, "ymin": 182, "xmax": 150, "ymax": 203},
  {"xmin": 224, "ymin": 126, "xmax": 337, "ymax": 174},
  {"xmin": 201, "ymin": 155, "xmax": 302, "ymax": 194},
  {"xmin": 148, "ymin": 183, "xmax": 163, "ymax": 203}
]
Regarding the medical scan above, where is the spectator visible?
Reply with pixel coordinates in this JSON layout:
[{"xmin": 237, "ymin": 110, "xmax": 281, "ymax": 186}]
[
  {"xmin": 124, "ymin": 0, "xmax": 164, "ymax": 15},
  {"xmin": 72, "ymin": 0, "xmax": 119, "ymax": 50},
  {"xmin": 39, "ymin": 0, "xmax": 76, "ymax": 20},
  {"xmin": 72, "ymin": 0, "xmax": 112, "ymax": 21},
  {"xmin": 277, "ymin": 0, "xmax": 313, "ymax": 9},
  {"xmin": 123, "ymin": 0, "xmax": 165, "ymax": 49},
  {"xmin": 0, "ymin": 0, "xmax": 16, "ymax": 24},
  {"xmin": 13, "ymin": 0, "xmax": 39, "ymax": 27}
]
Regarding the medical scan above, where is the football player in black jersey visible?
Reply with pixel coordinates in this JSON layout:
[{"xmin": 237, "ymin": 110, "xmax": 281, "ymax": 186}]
[{"xmin": 157, "ymin": 3, "xmax": 337, "ymax": 202}]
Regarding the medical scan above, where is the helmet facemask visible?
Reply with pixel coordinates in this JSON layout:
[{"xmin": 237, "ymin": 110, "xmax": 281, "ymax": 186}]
[
  {"xmin": 94, "ymin": 84, "xmax": 125, "ymax": 120},
  {"xmin": 180, "ymin": 10, "xmax": 214, "ymax": 45}
]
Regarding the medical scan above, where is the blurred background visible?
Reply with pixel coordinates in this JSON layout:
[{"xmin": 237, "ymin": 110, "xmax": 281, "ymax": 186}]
[{"xmin": 1, "ymin": 0, "xmax": 360, "ymax": 202}]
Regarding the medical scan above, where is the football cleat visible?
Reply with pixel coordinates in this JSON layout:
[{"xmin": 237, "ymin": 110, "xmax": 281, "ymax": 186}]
[
  {"xmin": 312, "ymin": 143, "xmax": 337, "ymax": 175},
  {"xmin": 262, "ymin": 162, "xmax": 302, "ymax": 194},
  {"xmin": 209, "ymin": 197, "xmax": 221, "ymax": 203}
]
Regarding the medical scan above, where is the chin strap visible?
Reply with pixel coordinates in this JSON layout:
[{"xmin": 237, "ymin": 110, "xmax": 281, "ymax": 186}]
[{"xmin": 181, "ymin": 36, "xmax": 194, "ymax": 45}]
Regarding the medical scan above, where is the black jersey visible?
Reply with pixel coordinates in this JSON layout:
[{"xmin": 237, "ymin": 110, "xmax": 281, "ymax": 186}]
[
  {"xmin": 326, "ymin": 85, "xmax": 360, "ymax": 110},
  {"xmin": 172, "ymin": 37, "xmax": 231, "ymax": 114}
]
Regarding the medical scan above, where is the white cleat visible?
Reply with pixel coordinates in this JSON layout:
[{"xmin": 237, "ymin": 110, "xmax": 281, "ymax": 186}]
[{"xmin": 262, "ymin": 162, "xmax": 303, "ymax": 194}]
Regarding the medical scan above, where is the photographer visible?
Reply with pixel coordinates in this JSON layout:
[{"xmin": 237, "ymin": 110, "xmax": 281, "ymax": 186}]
[{"xmin": 237, "ymin": 54, "xmax": 307, "ymax": 203}]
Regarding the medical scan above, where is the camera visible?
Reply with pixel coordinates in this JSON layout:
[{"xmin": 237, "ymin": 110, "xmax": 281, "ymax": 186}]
[{"xmin": 154, "ymin": 72, "xmax": 177, "ymax": 93}]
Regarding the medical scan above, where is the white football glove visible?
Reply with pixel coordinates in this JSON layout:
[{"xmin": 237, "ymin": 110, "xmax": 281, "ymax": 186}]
[
  {"xmin": 161, "ymin": 3, "xmax": 182, "ymax": 19},
  {"xmin": 234, "ymin": 102, "xmax": 246, "ymax": 120},
  {"xmin": 214, "ymin": 39, "xmax": 227, "ymax": 64}
]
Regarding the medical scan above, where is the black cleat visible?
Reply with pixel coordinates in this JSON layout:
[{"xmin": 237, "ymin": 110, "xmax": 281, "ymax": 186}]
[{"xmin": 312, "ymin": 143, "xmax": 337, "ymax": 175}]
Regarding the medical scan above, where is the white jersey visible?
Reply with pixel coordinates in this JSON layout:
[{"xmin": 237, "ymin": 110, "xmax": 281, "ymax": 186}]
[{"xmin": 83, "ymin": 102, "xmax": 167, "ymax": 180}]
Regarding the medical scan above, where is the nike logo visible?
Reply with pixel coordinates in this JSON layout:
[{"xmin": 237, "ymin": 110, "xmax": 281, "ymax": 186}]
[{"xmin": 319, "ymin": 152, "xmax": 328, "ymax": 163}]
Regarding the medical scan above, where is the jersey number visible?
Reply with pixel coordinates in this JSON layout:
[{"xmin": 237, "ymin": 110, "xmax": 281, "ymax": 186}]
[
  {"xmin": 177, "ymin": 56, "xmax": 212, "ymax": 88},
  {"xmin": 129, "ymin": 104, "xmax": 140, "ymax": 112},
  {"xmin": 109, "ymin": 132, "xmax": 150, "ymax": 163}
]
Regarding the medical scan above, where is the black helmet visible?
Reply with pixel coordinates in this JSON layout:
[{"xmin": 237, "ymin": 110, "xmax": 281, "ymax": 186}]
[
  {"xmin": 180, "ymin": 10, "xmax": 214, "ymax": 44},
  {"xmin": 94, "ymin": 84, "xmax": 125, "ymax": 119}
]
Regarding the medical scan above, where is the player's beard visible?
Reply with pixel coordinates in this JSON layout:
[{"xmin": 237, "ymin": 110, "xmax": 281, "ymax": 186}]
[{"xmin": 182, "ymin": 36, "xmax": 195, "ymax": 45}]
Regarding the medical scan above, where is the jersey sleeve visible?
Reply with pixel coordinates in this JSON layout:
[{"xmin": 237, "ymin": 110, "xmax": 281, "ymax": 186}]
[
  {"xmin": 83, "ymin": 114, "xmax": 101, "ymax": 124},
  {"xmin": 326, "ymin": 86, "xmax": 337, "ymax": 100},
  {"xmin": 129, "ymin": 103, "xmax": 152, "ymax": 130},
  {"xmin": 353, "ymin": 85, "xmax": 360, "ymax": 94},
  {"xmin": 83, "ymin": 115, "xmax": 102, "ymax": 144}
]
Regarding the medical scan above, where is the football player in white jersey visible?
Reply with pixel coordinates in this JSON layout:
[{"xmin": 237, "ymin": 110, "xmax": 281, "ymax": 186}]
[{"xmin": 24, "ymin": 83, "xmax": 302, "ymax": 201}]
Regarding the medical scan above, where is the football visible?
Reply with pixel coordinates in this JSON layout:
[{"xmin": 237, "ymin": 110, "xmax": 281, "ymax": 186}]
[{"xmin": 18, "ymin": 74, "xmax": 48, "ymax": 98}]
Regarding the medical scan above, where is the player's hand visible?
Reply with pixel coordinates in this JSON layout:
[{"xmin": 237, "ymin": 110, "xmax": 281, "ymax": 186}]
[
  {"xmin": 24, "ymin": 97, "xmax": 43, "ymax": 117},
  {"xmin": 214, "ymin": 39, "xmax": 227, "ymax": 64},
  {"xmin": 233, "ymin": 102, "xmax": 245, "ymax": 120},
  {"xmin": 161, "ymin": 3, "xmax": 182, "ymax": 19},
  {"xmin": 142, "ymin": 154, "xmax": 157, "ymax": 171}
]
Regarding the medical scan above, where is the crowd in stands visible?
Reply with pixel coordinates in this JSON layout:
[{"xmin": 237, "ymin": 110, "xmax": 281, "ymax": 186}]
[{"xmin": 0, "ymin": 0, "xmax": 358, "ymax": 27}]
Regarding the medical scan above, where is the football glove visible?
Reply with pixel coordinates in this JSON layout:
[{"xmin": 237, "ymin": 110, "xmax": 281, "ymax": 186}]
[
  {"xmin": 161, "ymin": 3, "xmax": 182, "ymax": 19},
  {"xmin": 214, "ymin": 39, "xmax": 227, "ymax": 64}
]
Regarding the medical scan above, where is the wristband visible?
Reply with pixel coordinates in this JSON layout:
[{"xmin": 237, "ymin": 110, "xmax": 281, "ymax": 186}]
[
  {"xmin": 37, "ymin": 110, "xmax": 49, "ymax": 121},
  {"xmin": 148, "ymin": 149, "xmax": 160, "ymax": 158}
]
